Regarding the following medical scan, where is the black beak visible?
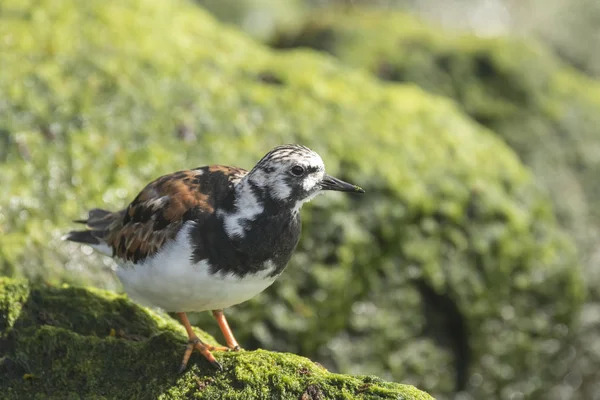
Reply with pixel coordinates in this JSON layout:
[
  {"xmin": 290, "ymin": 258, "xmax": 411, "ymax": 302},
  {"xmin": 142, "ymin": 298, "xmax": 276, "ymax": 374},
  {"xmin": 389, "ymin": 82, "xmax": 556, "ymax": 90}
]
[{"xmin": 320, "ymin": 174, "xmax": 365, "ymax": 193}]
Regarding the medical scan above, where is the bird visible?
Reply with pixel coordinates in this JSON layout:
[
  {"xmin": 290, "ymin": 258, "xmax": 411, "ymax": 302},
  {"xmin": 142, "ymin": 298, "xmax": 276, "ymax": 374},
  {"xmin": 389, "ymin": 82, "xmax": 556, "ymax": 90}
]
[{"xmin": 64, "ymin": 144, "xmax": 364, "ymax": 372}]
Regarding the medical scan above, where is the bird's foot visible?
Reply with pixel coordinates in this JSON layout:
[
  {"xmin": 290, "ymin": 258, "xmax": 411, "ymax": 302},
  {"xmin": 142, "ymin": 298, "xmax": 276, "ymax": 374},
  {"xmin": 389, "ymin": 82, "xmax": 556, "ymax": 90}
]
[
  {"xmin": 176, "ymin": 311, "xmax": 241, "ymax": 373},
  {"xmin": 206, "ymin": 343, "xmax": 232, "ymax": 352},
  {"xmin": 208, "ymin": 343, "xmax": 242, "ymax": 352},
  {"xmin": 179, "ymin": 336, "xmax": 223, "ymax": 373}
]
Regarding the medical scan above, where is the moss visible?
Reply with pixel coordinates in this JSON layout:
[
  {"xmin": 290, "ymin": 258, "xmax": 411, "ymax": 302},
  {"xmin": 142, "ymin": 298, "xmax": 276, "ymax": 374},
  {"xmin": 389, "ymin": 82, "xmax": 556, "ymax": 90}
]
[
  {"xmin": 0, "ymin": 0, "xmax": 584, "ymax": 399},
  {"xmin": 0, "ymin": 278, "xmax": 30, "ymax": 336},
  {"xmin": 0, "ymin": 278, "xmax": 431, "ymax": 399},
  {"xmin": 272, "ymin": 10, "xmax": 600, "ymax": 398},
  {"xmin": 271, "ymin": 8, "xmax": 600, "ymax": 287}
]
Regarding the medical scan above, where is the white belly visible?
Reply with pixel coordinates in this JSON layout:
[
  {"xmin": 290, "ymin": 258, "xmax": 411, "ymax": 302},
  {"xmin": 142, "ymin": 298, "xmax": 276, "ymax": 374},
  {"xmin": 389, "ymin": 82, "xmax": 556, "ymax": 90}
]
[{"xmin": 115, "ymin": 223, "xmax": 277, "ymax": 312}]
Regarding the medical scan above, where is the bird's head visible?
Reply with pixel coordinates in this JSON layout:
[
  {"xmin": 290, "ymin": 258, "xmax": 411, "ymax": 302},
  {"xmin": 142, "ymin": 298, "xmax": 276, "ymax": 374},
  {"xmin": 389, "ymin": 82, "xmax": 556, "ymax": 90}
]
[{"xmin": 247, "ymin": 144, "xmax": 364, "ymax": 211}]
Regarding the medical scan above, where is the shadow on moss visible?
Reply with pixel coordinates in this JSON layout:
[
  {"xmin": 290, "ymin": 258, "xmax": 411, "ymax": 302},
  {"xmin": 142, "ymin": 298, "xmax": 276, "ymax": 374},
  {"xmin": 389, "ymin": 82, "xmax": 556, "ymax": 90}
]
[{"xmin": 0, "ymin": 278, "xmax": 432, "ymax": 399}]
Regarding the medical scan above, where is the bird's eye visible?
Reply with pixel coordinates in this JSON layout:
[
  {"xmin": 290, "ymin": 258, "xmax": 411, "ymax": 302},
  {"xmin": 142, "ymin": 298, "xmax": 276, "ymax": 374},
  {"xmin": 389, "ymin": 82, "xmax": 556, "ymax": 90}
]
[{"xmin": 290, "ymin": 165, "xmax": 305, "ymax": 176}]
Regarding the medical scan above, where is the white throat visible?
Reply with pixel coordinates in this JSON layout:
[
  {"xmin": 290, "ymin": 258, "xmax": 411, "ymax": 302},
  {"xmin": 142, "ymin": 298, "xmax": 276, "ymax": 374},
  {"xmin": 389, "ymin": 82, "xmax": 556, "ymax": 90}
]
[{"xmin": 292, "ymin": 190, "xmax": 321, "ymax": 214}]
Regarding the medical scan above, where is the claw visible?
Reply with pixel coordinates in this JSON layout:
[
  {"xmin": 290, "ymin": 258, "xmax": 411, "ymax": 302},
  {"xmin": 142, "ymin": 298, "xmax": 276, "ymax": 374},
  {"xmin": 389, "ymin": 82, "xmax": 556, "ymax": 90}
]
[
  {"xmin": 178, "ymin": 337, "xmax": 224, "ymax": 372},
  {"xmin": 177, "ymin": 312, "xmax": 225, "ymax": 373},
  {"xmin": 210, "ymin": 359, "xmax": 223, "ymax": 371},
  {"xmin": 179, "ymin": 340, "xmax": 195, "ymax": 373},
  {"xmin": 178, "ymin": 362, "xmax": 188, "ymax": 374}
]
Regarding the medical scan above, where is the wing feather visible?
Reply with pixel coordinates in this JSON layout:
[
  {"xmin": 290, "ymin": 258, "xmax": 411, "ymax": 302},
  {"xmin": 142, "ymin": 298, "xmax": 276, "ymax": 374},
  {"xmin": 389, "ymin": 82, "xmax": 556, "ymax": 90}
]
[{"xmin": 66, "ymin": 166, "xmax": 248, "ymax": 263}]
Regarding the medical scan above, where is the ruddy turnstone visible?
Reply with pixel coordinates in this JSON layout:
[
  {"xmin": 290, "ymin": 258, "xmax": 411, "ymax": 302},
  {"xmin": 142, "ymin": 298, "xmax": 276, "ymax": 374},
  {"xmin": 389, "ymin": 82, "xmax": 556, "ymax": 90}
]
[{"xmin": 65, "ymin": 144, "xmax": 364, "ymax": 371}]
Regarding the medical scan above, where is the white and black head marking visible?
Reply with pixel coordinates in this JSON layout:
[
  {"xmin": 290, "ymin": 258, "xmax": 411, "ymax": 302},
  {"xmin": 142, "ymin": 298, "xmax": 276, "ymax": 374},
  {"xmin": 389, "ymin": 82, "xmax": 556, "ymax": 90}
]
[
  {"xmin": 216, "ymin": 144, "xmax": 364, "ymax": 243},
  {"xmin": 247, "ymin": 144, "xmax": 363, "ymax": 210}
]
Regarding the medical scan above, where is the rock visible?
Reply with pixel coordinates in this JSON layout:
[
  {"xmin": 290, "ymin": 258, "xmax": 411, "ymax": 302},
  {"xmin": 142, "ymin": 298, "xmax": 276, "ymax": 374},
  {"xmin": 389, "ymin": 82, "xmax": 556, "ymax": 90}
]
[
  {"xmin": 0, "ymin": 1, "xmax": 583, "ymax": 399},
  {"xmin": 271, "ymin": 7, "xmax": 600, "ymax": 293},
  {"xmin": 272, "ymin": 10, "xmax": 600, "ymax": 398},
  {"xmin": 0, "ymin": 277, "xmax": 432, "ymax": 399}
]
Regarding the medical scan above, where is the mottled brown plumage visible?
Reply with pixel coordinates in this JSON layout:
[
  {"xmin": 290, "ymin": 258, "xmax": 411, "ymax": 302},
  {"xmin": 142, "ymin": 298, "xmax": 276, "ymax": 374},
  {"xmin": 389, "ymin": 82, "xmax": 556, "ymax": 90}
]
[{"xmin": 71, "ymin": 166, "xmax": 247, "ymax": 263}]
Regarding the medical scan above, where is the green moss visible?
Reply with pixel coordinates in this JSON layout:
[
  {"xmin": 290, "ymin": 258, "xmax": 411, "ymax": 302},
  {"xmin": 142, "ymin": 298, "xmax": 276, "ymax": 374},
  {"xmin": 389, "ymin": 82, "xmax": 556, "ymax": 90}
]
[
  {"xmin": 0, "ymin": 0, "xmax": 584, "ymax": 399},
  {"xmin": 0, "ymin": 278, "xmax": 431, "ymax": 399},
  {"xmin": 272, "ymin": 12, "xmax": 600, "ymax": 397},
  {"xmin": 272, "ymin": 8, "xmax": 600, "ymax": 286},
  {"xmin": 0, "ymin": 277, "xmax": 30, "ymax": 336}
]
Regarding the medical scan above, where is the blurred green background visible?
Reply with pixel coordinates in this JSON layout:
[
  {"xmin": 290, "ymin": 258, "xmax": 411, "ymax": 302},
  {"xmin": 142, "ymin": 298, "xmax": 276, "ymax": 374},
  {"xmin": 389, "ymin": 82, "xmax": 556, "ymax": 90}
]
[{"xmin": 1, "ymin": 0, "xmax": 599, "ymax": 399}]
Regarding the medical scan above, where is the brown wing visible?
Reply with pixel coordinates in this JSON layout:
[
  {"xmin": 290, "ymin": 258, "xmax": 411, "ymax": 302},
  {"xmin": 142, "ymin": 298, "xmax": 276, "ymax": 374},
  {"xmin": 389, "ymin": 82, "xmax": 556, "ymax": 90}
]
[{"xmin": 68, "ymin": 166, "xmax": 247, "ymax": 263}]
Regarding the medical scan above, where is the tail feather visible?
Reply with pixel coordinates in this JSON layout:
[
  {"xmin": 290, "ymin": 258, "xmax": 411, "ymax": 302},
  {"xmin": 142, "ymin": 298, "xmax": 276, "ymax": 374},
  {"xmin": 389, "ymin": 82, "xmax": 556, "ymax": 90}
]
[
  {"xmin": 72, "ymin": 208, "xmax": 114, "ymax": 228},
  {"xmin": 87, "ymin": 208, "xmax": 112, "ymax": 220},
  {"xmin": 63, "ymin": 230, "xmax": 102, "ymax": 245},
  {"xmin": 64, "ymin": 208, "xmax": 121, "ymax": 255},
  {"xmin": 63, "ymin": 229, "xmax": 113, "ymax": 256}
]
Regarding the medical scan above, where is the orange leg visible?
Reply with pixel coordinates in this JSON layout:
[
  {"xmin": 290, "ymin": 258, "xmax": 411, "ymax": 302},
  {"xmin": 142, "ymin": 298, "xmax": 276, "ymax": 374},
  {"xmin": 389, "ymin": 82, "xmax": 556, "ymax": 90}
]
[
  {"xmin": 177, "ymin": 312, "xmax": 228, "ymax": 372},
  {"xmin": 212, "ymin": 309, "xmax": 241, "ymax": 351}
]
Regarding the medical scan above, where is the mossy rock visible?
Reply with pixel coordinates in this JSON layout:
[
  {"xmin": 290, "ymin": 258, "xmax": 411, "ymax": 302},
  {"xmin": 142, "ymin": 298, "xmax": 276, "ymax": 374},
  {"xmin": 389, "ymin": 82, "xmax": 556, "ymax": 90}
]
[
  {"xmin": 0, "ymin": 0, "xmax": 583, "ymax": 399},
  {"xmin": 0, "ymin": 277, "xmax": 432, "ymax": 399},
  {"xmin": 271, "ymin": 8, "xmax": 600, "ymax": 284},
  {"xmin": 271, "ymin": 10, "xmax": 600, "ymax": 398}
]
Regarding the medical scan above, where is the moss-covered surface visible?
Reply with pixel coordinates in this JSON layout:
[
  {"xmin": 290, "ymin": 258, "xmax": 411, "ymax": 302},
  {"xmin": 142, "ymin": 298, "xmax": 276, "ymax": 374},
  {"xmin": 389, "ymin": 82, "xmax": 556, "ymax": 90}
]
[
  {"xmin": 271, "ymin": 10, "xmax": 600, "ymax": 398},
  {"xmin": 0, "ymin": 278, "xmax": 432, "ymax": 399},
  {"xmin": 0, "ymin": 0, "xmax": 584, "ymax": 399},
  {"xmin": 271, "ymin": 8, "xmax": 600, "ymax": 282}
]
